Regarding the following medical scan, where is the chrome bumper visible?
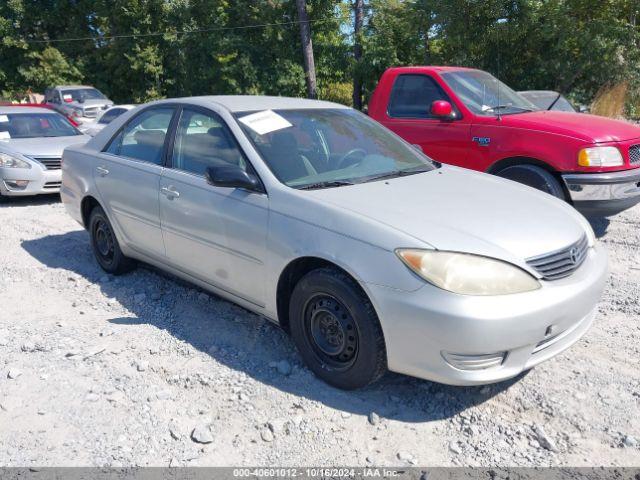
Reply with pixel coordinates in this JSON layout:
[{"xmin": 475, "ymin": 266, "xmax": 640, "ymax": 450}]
[{"xmin": 562, "ymin": 168, "xmax": 640, "ymax": 216}]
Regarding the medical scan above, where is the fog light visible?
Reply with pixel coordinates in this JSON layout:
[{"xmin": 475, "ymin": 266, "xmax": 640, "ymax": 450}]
[
  {"xmin": 442, "ymin": 351, "xmax": 506, "ymax": 371},
  {"xmin": 4, "ymin": 180, "xmax": 29, "ymax": 190}
]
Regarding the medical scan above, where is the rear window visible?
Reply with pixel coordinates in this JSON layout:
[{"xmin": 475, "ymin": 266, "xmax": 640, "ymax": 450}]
[{"xmin": 0, "ymin": 112, "xmax": 80, "ymax": 139}]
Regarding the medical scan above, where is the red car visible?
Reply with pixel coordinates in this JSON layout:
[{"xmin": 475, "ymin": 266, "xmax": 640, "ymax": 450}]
[
  {"xmin": 0, "ymin": 102, "xmax": 80, "ymax": 127},
  {"xmin": 368, "ymin": 66, "xmax": 640, "ymax": 216}
]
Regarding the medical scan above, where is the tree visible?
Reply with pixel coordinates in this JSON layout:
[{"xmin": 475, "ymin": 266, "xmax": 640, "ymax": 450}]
[
  {"xmin": 352, "ymin": 0, "xmax": 364, "ymax": 109},
  {"xmin": 18, "ymin": 47, "xmax": 82, "ymax": 93},
  {"xmin": 295, "ymin": 0, "xmax": 317, "ymax": 98}
]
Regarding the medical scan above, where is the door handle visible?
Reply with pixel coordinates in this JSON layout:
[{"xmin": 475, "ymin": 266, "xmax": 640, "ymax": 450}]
[
  {"xmin": 96, "ymin": 166, "xmax": 109, "ymax": 176},
  {"xmin": 161, "ymin": 186, "xmax": 180, "ymax": 198}
]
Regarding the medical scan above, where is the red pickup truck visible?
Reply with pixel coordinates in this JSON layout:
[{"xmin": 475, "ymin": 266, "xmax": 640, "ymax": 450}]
[{"xmin": 368, "ymin": 66, "xmax": 640, "ymax": 216}]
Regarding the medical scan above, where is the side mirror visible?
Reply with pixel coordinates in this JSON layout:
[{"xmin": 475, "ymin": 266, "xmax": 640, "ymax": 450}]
[
  {"xmin": 78, "ymin": 96, "xmax": 85, "ymax": 104},
  {"xmin": 430, "ymin": 100, "xmax": 454, "ymax": 119},
  {"xmin": 205, "ymin": 165, "xmax": 263, "ymax": 192}
]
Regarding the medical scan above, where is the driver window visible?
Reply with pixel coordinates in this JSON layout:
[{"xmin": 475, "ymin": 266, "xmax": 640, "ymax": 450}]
[
  {"xmin": 171, "ymin": 108, "xmax": 247, "ymax": 176},
  {"xmin": 388, "ymin": 74, "xmax": 454, "ymax": 119}
]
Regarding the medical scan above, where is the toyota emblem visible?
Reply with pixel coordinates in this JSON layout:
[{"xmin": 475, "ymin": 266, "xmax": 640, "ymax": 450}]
[{"xmin": 569, "ymin": 247, "xmax": 579, "ymax": 264}]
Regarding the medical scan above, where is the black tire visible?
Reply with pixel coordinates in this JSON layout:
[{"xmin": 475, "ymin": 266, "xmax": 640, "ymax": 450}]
[
  {"xmin": 289, "ymin": 267, "xmax": 387, "ymax": 390},
  {"xmin": 496, "ymin": 164, "xmax": 566, "ymax": 200},
  {"xmin": 88, "ymin": 205, "xmax": 135, "ymax": 275}
]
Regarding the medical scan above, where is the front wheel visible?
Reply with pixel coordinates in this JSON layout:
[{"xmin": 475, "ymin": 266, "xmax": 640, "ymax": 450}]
[
  {"xmin": 88, "ymin": 206, "xmax": 135, "ymax": 275},
  {"xmin": 496, "ymin": 164, "xmax": 566, "ymax": 200},
  {"xmin": 289, "ymin": 267, "xmax": 387, "ymax": 390}
]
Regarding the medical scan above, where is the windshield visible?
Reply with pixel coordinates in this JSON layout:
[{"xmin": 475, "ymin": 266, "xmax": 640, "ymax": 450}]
[
  {"xmin": 0, "ymin": 112, "xmax": 81, "ymax": 139},
  {"xmin": 62, "ymin": 88, "xmax": 107, "ymax": 102},
  {"xmin": 441, "ymin": 70, "xmax": 539, "ymax": 116},
  {"xmin": 519, "ymin": 91, "xmax": 576, "ymax": 112},
  {"xmin": 235, "ymin": 108, "xmax": 436, "ymax": 189}
]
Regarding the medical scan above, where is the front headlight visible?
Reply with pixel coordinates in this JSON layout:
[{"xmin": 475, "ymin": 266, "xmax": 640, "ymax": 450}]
[
  {"xmin": 396, "ymin": 249, "xmax": 540, "ymax": 296},
  {"xmin": 578, "ymin": 146, "xmax": 623, "ymax": 167},
  {"xmin": 0, "ymin": 152, "xmax": 32, "ymax": 169}
]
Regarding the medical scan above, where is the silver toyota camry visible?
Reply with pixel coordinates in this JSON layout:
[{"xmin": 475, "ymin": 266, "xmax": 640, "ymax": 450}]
[
  {"xmin": 0, "ymin": 106, "xmax": 89, "ymax": 197},
  {"xmin": 61, "ymin": 96, "xmax": 608, "ymax": 389}
]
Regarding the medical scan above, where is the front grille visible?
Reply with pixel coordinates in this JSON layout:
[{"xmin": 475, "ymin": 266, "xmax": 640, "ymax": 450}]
[
  {"xmin": 83, "ymin": 107, "xmax": 99, "ymax": 118},
  {"xmin": 629, "ymin": 144, "xmax": 640, "ymax": 165},
  {"xmin": 33, "ymin": 157, "xmax": 61, "ymax": 170},
  {"xmin": 43, "ymin": 181, "xmax": 61, "ymax": 189},
  {"xmin": 526, "ymin": 234, "xmax": 589, "ymax": 280}
]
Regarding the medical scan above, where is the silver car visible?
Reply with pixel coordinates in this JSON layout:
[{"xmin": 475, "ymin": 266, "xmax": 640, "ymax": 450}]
[
  {"xmin": 44, "ymin": 85, "xmax": 113, "ymax": 124},
  {"xmin": 61, "ymin": 96, "xmax": 608, "ymax": 389},
  {"xmin": 0, "ymin": 106, "xmax": 89, "ymax": 197},
  {"xmin": 82, "ymin": 105, "xmax": 136, "ymax": 137}
]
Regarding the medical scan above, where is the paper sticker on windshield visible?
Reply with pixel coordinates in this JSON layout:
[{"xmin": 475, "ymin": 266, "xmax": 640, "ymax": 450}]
[
  {"xmin": 63, "ymin": 94, "xmax": 72, "ymax": 100},
  {"xmin": 0, "ymin": 131, "xmax": 10, "ymax": 139},
  {"xmin": 0, "ymin": 115, "xmax": 8, "ymax": 122},
  {"xmin": 238, "ymin": 110, "xmax": 292, "ymax": 135}
]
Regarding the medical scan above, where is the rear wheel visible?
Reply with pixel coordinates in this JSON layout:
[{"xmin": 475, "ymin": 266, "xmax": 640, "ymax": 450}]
[
  {"xmin": 88, "ymin": 206, "xmax": 135, "ymax": 274},
  {"xmin": 289, "ymin": 267, "xmax": 386, "ymax": 390},
  {"xmin": 496, "ymin": 164, "xmax": 566, "ymax": 200}
]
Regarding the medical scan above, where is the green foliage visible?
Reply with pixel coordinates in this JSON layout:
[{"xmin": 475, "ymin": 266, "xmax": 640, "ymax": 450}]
[
  {"xmin": 18, "ymin": 47, "xmax": 83, "ymax": 92},
  {"xmin": 0, "ymin": 0, "xmax": 638, "ymax": 113}
]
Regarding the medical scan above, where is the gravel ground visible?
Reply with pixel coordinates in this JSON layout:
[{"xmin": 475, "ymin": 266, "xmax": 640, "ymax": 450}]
[{"xmin": 0, "ymin": 195, "xmax": 638, "ymax": 467}]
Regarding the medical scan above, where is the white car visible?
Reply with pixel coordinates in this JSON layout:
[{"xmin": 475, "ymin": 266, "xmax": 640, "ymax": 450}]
[
  {"xmin": 0, "ymin": 106, "xmax": 89, "ymax": 197},
  {"xmin": 82, "ymin": 105, "xmax": 136, "ymax": 137}
]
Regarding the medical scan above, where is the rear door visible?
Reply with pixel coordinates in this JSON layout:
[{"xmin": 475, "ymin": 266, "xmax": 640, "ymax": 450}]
[
  {"xmin": 94, "ymin": 106, "xmax": 176, "ymax": 260},
  {"xmin": 379, "ymin": 73, "xmax": 471, "ymax": 167},
  {"xmin": 159, "ymin": 105, "xmax": 269, "ymax": 306}
]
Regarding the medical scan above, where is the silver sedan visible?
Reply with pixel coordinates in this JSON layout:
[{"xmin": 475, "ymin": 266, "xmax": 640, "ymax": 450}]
[
  {"xmin": 61, "ymin": 96, "xmax": 608, "ymax": 389},
  {"xmin": 0, "ymin": 106, "xmax": 89, "ymax": 197}
]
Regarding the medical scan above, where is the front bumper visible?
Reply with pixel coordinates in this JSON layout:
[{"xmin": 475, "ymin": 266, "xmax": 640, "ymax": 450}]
[
  {"xmin": 562, "ymin": 168, "xmax": 640, "ymax": 216},
  {"xmin": 366, "ymin": 243, "xmax": 608, "ymax": 386},
  {"xmin": 0, "ymin": 166, "xmax": 61, "ymax": 196}
]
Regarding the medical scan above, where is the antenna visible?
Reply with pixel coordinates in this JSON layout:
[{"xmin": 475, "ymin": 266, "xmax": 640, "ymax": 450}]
[{"xmin": 496, "ymin": 17, "xmax": 507, "ymax": 121}]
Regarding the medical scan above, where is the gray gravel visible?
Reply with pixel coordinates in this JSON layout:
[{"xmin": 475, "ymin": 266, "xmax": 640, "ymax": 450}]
[{"xmin": 0, "ymin": 195, "xmax": 639, "ymax": 467}]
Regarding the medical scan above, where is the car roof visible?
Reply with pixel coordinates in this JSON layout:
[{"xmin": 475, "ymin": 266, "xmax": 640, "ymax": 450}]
[
  {"xmin": 386, "ymin": 66, "xmax": 479, "ymax": 74},
  {"xmin": 152, "ymin": 95, "xmax": 350, "ymax": 113},
  {"xmin": 54, "ymin": 85, "xmax": 99, "ymax": 90},
  {"xmin": 0, "ymin": 106, "xmax": 54, "ymax": 114},
  {"xmin": 107, "ymin": 104, "xmax": 136, "ymax": 110}
]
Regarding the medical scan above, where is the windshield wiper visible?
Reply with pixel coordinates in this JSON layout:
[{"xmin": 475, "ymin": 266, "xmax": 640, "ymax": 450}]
[
  {"xmin": 360, "ymin": 166, "xmax": 433, "ymax": 183},
  {"xmin": 297, "ymin": 180, "xmax": 355, "ymax": 190},
  {"xmin": 484, "ymin": 104, "xmax": 534, "ymax": 113}
]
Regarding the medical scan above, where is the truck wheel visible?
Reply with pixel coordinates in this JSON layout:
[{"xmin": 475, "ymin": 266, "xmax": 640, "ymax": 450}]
[
  {"xmin": 496, "ymin": 164, "xmax": 566, "ymax": 200},
  {"xmin": 289, "ymin": 267, "xmax": 387, "ymax": 390},
  {"xmin": 88, "ymin": 206, "xmax": 135, "ymax": 275}
]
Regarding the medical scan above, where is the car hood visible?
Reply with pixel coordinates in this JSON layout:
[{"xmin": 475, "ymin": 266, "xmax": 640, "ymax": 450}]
[
  {"xmin": 0, "ymin": 135, "xmax": 90, "ymax": 157},
  {"xmin": 500, "ymin": 110, "xmax": 640, "ymax": 143},
  {"xmin": 307, "ymin": 166, "xmax": 590, "ymax": 264}
]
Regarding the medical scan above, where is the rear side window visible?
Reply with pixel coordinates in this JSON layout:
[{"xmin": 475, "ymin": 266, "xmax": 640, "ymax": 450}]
[
  {"xmin": 104, "ymin": 108, "xmax": 174, "ymax": 165},
  {"xmin": 388, "ymin": 74, "xmax": 453, "ymax": 119},
  {"xmin": 98, "ymin": 108, "xmax": 124, "ymax": 125}
]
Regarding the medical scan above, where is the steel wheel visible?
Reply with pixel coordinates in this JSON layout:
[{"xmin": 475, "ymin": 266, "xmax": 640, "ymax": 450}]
[
  {"xmin": 93, "ymin": 218, "xmax": 115, "ymax": 264},
  {"xmin": 88, "ymin": 206, "xmax": 134, "ymax": 275},
  {"xmin": 304, "ymin": 294, "xmax": 359, "ymax": 371}
]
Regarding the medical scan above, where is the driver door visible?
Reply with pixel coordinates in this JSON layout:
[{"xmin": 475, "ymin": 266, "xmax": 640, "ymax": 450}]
[{"xmin": 159, "ymin": 106, "xmax": 269, "ymax": 307}]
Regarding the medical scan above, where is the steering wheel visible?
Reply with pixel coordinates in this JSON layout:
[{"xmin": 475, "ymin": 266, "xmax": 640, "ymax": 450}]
[{"xmin": 337, "ymin": 148, "xmax": 367, "ymax": 169}]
